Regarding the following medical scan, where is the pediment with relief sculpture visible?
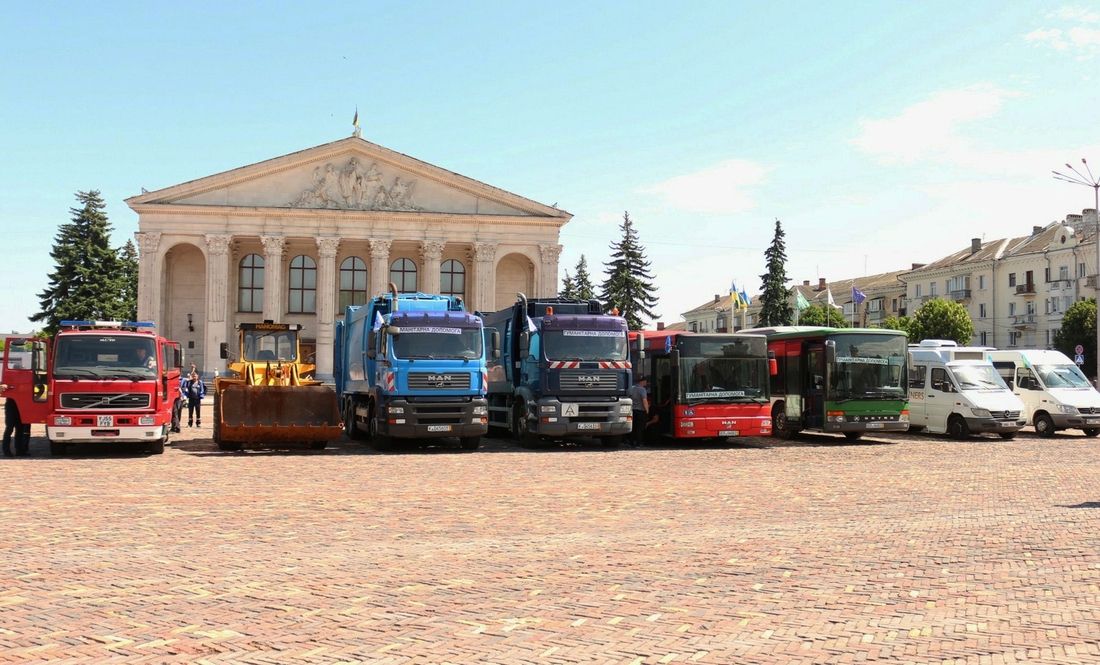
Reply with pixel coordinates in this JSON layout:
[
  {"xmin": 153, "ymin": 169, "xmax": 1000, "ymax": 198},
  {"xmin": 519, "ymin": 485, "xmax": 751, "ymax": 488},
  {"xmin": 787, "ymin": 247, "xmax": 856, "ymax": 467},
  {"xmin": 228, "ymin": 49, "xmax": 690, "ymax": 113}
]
[{"xmin": 125, "ymin": 136, "xmax": 569, "ymax": 221}]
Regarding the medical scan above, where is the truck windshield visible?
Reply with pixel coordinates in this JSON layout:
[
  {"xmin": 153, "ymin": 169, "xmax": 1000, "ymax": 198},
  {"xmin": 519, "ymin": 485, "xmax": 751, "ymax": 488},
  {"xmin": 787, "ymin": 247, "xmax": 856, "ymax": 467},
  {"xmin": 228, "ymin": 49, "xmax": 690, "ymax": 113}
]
[
  {"xmin": 242, "ymin": 330, "xmax": 298, "ymax": 362},
  {"xmin": 952, "ymin": 365, "xmax": 1009, "ymax": 391},
  {"xmin": 828, "ymin": 333, "xmax": 908, "ymax": 401},
  {"xmin": 542, "ymin": 330, "xmax": 628, "ymax": 361},
  {"xmin": 1034, "ymin": 364, "xmax": 1092, "ymax": 389},
  {"xmin": 392, "ymin": 327, "xmax": 483, "ymax": 360},
  {"xmin": 53, "ymin": 336, "xmax": 158, "ymax": 380}
]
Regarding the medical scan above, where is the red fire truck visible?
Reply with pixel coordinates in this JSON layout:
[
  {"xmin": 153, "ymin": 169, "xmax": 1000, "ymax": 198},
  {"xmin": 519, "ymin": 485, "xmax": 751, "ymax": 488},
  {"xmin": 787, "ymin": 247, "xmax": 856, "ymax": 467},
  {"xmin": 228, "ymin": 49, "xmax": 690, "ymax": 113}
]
[
  {"xmin": 16, "ymin": 321, "xmax": 182, "ymax": 456},
  {"xmin": 630, "ymin": 330, "xmax": 775, "ymax": 442}
]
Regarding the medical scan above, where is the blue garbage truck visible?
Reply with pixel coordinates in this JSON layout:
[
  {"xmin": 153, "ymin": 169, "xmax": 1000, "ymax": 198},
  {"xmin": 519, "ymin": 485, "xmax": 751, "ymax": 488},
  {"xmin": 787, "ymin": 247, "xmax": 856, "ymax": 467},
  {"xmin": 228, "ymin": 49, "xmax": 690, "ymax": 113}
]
[
  {"xmin": 334, "ymin": 285, "xmax": 493, "ymax": 450},
  {"xmin": 479, "ymin": 294, "xmax": 633, "ymax": 447}
]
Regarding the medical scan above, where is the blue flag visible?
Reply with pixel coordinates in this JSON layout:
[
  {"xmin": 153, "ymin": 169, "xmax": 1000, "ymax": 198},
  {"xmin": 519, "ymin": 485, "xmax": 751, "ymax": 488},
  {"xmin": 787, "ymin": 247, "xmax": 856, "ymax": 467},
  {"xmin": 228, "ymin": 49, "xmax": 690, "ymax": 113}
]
[
  {"xmin": 739, "ymin": 287, "xmax": 751, "ymax": 308},
  {"xmin": 852, "ymin": 286, "xmax": 867, "ymax": 305},
  {"xmin": 664, "ymin": 335, "xmax": 672, "ymax": 353}
]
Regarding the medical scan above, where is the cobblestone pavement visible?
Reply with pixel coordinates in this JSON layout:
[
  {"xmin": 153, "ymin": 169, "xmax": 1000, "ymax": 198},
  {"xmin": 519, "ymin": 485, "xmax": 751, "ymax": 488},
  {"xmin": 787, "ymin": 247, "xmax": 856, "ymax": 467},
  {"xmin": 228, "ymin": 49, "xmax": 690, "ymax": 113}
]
[{"xmin": 3, "ymin": 422, "xmax": 1100, "ymax": 664}]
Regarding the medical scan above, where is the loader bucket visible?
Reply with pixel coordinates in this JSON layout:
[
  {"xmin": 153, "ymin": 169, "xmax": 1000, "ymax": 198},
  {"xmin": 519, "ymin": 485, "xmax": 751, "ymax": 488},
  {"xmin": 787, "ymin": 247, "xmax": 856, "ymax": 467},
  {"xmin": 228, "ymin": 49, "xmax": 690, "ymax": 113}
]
[{"xmin": 217, "ymin": 384, "xmax": 344, "ymax": 445}]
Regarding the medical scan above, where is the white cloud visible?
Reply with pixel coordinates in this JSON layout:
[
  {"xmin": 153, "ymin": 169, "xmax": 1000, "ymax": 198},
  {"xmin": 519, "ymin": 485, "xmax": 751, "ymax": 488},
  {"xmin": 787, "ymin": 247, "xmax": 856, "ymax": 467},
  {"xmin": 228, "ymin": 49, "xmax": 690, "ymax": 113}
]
[
  {"xmin": 1050, "ymin": 5, "xmax": 1100, "ymax": 22},
  {"xmin": 639, "ymin": 159, "xmax": 773, "ymax": 214},
  {"xmin": 1028, "ymin": 6, "xmax": 1100, "ymax": 56},
  {"xmin": 1025, "ymin": 28, "xmax": 1068, "ymax": 50}
]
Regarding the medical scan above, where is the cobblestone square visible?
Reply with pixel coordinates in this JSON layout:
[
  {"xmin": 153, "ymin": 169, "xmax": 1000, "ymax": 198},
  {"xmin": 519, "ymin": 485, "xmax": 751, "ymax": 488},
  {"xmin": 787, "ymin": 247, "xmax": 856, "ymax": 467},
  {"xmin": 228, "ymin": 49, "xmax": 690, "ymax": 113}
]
[{"xmin": 3, "ymin": 425, "xmax": 1100, "ymax": 664}]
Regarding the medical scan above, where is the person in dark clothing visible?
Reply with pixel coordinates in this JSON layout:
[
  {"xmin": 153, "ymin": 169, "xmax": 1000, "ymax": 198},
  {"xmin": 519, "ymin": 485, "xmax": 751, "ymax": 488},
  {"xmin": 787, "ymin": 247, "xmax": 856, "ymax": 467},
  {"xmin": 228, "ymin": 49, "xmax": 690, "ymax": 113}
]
[
  {"xmin": 629, "ymin": 377, "xmax": 650, "ymax": 445},
  {"xmin": 1, "ymin": 384, "xmax": 30, "ymax": 457},
  {"xmin": 184, "ymin": 372, "xmax": 206, "ymax": 427}
]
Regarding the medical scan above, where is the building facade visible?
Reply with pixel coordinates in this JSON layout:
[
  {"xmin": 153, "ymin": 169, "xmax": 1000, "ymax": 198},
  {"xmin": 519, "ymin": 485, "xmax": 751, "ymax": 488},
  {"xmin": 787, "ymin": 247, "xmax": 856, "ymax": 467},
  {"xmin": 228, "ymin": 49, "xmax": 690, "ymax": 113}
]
[{"xmin": 127, "ymin": 135, "xmax": 569, "ymax": 380}]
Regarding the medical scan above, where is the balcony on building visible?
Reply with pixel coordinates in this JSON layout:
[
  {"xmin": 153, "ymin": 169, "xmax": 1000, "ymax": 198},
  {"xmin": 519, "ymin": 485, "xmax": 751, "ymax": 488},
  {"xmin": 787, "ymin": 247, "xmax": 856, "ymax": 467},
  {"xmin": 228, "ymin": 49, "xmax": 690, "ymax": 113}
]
[
  {"xmin": 949, "ymin": 288, "xmax": 972, "ymax": 302},
  {"xmin": 1015, "ymin": 283, "xmax": 1036, "ymax": 295},
  {"xmin": 1087, "ymin": 274, "xmax": 1099, "ymax": 289},
  {"xmin": 1012, "ymin": 313, "xmax": 1037, "ymax": 328}
]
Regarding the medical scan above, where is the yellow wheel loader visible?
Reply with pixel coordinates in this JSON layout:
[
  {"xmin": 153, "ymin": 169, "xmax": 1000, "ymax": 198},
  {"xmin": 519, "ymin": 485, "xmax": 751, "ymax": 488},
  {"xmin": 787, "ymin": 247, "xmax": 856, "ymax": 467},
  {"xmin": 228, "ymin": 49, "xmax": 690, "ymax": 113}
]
[{"xmin": 213, "ymin": 322, "xmax": 343, "ymax": 450}]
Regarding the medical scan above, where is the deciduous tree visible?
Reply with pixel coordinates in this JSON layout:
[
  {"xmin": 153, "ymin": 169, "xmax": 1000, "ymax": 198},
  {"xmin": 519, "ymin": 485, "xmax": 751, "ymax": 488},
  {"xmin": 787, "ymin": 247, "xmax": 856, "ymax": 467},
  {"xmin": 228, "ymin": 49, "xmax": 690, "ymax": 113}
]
[
  {"xmin": 793, "ymin": 303, "xmax": 851, "ymax": 328},
  {"xmin": 908, "ymin": 298, "xmax": 974, "ymax": 345},
  {"xmin": 1054, "ymin": 298, "xmax": 1097, "ymax": 378}
]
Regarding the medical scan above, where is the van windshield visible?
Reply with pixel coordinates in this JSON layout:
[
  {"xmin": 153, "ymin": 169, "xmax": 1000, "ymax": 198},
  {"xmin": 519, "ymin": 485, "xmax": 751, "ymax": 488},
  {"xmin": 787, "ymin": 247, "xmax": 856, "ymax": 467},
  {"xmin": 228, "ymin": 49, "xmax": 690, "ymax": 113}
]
[
  {"xmin": 953, "ymin": 365, "xmax": 1008, "ymax": 391},
  {"xmin": 1035, "ymin": 364, "xmax": 1092, "ymax": 389}
]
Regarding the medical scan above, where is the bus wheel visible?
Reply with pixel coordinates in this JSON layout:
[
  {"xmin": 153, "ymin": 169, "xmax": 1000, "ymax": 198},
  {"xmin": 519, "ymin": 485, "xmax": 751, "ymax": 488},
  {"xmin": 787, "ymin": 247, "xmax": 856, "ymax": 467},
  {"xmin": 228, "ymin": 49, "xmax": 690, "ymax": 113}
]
[
  {"xmin": 843, "ymin": 432, "xmax": 863, "ymax": 441},
  {"xmin": 947, "ymin": 415, "xmax": 970, "ymax": 439},
  {"xmin": 772, "ymin": 403, "xmax": 794, "ymax": 440},
  {"xmin": 1083, "ymin": 428, "xmax": 1100, "ymax": 437},
  {"xmin": 1034, "ymin": 413, "xmax": 1056, "ymax": 437}
]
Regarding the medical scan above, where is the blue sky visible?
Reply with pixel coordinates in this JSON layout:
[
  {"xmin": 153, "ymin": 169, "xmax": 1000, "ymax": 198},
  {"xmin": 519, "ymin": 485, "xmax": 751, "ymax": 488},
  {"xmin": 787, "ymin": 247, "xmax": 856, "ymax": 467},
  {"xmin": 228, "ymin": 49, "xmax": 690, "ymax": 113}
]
[{"xmin": 2, "ymin": 1, "xmax": 1099, "ymax": 333}]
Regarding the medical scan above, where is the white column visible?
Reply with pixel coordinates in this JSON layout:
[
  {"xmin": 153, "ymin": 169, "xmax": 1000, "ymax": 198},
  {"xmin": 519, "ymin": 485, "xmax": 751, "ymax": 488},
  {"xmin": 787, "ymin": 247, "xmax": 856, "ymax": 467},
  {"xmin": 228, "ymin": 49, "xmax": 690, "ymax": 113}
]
[
  {"xmin": 473, "ymin": 242, "xmax": 497, "ymax": 312},
  {"xmin": 204, "ymin": 233, "xmax": 232, "ymax": 378},
  {"xmin": 314, "ymin": 236, "xmax": 341, "ymax": 382},
  {"xmin": 135, "ymin": 232, "xmax": 161, "ymax": 323},
  {"xmin": 539, "ymin": 243, "xmax": 563, "ymax": 298},
  {"xmin": 369, "ymin": 238, "xmax": 392, "ymax": 298},
  {"xmin": 261, "ymin": 235, "xmax": 286, "ymax": 322},
  {"xmin": 420, "ymin": 240, "xmax": 445, "ymax": 296}
]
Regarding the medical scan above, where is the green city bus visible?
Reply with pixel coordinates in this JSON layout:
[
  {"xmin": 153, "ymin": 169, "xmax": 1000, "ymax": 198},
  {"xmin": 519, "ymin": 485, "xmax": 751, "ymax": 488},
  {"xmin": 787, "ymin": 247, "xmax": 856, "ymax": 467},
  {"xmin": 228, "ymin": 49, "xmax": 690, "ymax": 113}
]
[{"xmin": 754, "ymin": 326, "xmax": 909, "ymax": 440}]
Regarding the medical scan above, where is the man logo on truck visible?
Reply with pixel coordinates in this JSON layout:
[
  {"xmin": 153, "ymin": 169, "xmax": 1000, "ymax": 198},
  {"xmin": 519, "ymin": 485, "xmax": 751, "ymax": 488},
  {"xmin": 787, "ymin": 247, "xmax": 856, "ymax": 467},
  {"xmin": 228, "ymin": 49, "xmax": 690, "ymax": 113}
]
[
  {"xmin": 578, "ymin": 375, "xmax": 601, "ymax": 387},
  {"xmin": 427, "ymin": 374, "xmax": 453, "ymax": 386}
]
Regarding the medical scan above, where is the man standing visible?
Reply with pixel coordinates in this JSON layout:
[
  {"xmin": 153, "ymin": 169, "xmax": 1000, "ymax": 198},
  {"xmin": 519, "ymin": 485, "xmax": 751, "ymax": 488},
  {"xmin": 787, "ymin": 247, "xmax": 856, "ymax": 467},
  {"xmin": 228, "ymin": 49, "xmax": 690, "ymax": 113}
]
[
  {"xmin": 184, "ymin": 371, "xmax": 206, "ymax": 427},
  {"xmin": 629, "ymin": 377, "xmax": 650, "ymax": 446},
  {"xmin": 0, "ymin": 383, "xmax": 30, "ymax": 457}
]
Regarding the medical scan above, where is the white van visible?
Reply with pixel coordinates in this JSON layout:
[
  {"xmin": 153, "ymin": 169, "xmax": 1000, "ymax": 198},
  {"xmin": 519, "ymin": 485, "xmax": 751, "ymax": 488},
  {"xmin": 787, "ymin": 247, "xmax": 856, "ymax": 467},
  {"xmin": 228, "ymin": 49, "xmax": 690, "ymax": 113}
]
[
  {"xmin": 908, "ymin": 340, "xmax": 1025, "ymax": 439},
  {"xmin": 987, "ymin": 349, "xmax": 1100, "ymax": 437}
]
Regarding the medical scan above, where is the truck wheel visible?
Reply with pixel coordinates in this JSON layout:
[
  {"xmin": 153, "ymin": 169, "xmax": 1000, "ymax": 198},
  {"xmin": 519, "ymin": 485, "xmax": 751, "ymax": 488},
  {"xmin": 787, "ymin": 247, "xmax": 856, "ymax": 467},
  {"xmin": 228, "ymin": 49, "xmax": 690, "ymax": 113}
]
[
  {"xmin": 149, "ymin": 438, "xmax": 165, "ymax": 455},
  {"xmin": 947, "ymin": 415, "xmax": 970, "ymax": 439},
  {"xmin": 514, "ymin": 403, "xmax": 539, "ymax": 448},
  {"xmin": 771, "ymin": 403, "xmax": 795, "ymax": 440},
  {"xmin": 370, "ymin": 414, "xmax": 392, "ymax": 451},
  {"xmin": 460, "ymin": 436, "xmax": 481, "ymax": 450},
  {"xmin": 346, "ymin": 400, "xmax": 367, "ymax": 441},
  {"xmin": 603, "ymin": 435, "xmax": 622, "ymax": 448},
  {"xmin": 843, "ymin": 432, "xmax": 863, "ymax": 441},
  {"xmin": 1083, "ymin": 428, "xmax": 1100, "ymax": 437},
  {"xmin": 49, "ymin": 441, "xmax": 66, "ymax": 456},
  {"xmin": 1034, "ymin": 413, "xmax": 1056, "ymax": 437}
]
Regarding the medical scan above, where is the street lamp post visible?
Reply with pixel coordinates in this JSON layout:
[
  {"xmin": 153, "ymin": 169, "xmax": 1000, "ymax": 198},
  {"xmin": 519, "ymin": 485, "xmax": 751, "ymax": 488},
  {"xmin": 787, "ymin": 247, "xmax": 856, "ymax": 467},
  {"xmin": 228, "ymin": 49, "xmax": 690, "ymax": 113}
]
[{"xmin": 1053, "ymin": 159, "xmax": 1100, "ymax": 382}]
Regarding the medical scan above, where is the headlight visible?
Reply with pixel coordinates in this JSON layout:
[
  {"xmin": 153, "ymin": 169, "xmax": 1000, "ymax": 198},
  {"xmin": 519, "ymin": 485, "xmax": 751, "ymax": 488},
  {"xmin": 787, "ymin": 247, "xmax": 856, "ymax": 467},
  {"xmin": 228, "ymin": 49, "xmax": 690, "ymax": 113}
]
[
  {"xmin": 388, "ymin": 407, "xmax": 404, "ymax": 414},
  {"xmin": 1057, "ymin": 404, "xmax": 1079, "ymax": 414},
  {"xmin": 472, "ymin": 405, "xmax": 487, "ymax": 415},
  {"xmin": 971, "ymin": 408, "xmax": 991, "ymax": 418},
  {"xmin": 54, "ymin": 416, "xmax": 72, "ymax": 426},
  {"xmin": 899, "ymin": 410, "xmax": 910, "ymax": 423},
  {"xmin": 826, "ymin": 411, "xmax": 845, "ymax": 423},
  {"xmin": 619, "ymin": 404, "xmax": 632, "ymax": 414},
  {"xmin": 681, "ymin": 421, "xmax": 694, "ymax": 428},
  {"xmin": 540, "ymin": 405, "xmax": 556, "ymax": 413},
  {"xmin": 139, "ymin": 416, "xmax": 155, "ymax": 425}
]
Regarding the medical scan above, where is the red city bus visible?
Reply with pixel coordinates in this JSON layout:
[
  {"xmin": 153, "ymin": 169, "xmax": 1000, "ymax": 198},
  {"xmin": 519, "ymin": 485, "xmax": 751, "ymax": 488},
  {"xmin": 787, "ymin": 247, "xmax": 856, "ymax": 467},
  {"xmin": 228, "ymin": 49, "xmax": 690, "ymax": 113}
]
[{"xmin": 629, "ymin": 330, "xmax": 775, "ymax": 442}]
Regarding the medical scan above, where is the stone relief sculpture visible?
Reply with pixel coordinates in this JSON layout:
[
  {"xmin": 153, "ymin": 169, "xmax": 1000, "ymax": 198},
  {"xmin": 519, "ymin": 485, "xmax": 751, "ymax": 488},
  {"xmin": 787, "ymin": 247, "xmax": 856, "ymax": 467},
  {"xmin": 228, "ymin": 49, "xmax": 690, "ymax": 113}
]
[{"xmin": 290, "ymin": 157, "xmax": 422, "ymax": 212}]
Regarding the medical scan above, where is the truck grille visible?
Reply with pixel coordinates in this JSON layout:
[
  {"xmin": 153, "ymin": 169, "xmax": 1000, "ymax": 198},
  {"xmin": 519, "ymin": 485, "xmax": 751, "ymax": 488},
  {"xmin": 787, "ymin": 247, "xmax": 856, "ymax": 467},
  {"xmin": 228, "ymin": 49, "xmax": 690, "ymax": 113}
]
[
  {"xmin": 559, "ymin": 371, "xmax": 619, "ymax": 391},
  {"xmin": 410, "ymin": 403, "xmax": 467, "ymax": 425},
  {"xmin": 60, "ymin": 393, "xmax": 151, "ymax": 409},
  {"xmin": 407, "ymin": 372, "xmax": 471, "ymax": 390},
  {"xmin": 570, "ymin": 403, "xmax": 619, "ymax": 423}
]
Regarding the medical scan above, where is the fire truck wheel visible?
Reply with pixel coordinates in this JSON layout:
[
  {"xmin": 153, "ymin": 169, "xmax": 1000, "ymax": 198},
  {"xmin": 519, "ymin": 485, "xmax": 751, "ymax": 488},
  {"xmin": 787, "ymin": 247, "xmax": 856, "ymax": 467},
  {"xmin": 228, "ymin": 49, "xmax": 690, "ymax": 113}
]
[
  {"xmin": 149, "ymin": 438, "xmax": 165, "ymax": 455},
  {"xmin": 460, "ymin": 435, "xmax": 481, "ymax": 450},
  {"xmin": 49, "ymin": 441, "xmax": 66, "ymax": 456},
  {"xmin": 309, "ymin": 441, "xmax": 328, "ymax": 450}
]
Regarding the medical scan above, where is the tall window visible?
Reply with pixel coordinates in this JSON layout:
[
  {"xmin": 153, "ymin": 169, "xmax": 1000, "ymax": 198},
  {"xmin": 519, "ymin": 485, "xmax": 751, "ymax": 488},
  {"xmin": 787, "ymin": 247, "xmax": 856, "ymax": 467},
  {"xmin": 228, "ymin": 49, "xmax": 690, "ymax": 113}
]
[
  {"xmin": 289, "ymin": 255, "xmax": 317, "ymax": 313},
  {"xmin": 390, "ymin": 258, "xmax": 417, "ymax": 293},
  {"xmin": 339, "ymin": 257, "xmax": 368, "ymax": 310},
  {"xmin": 440, "ymin": 259, "xmax": 466, "ymax": 298},
  {"xmin": 238, "ymin": 254, "xmax": 264, "ymax": 313}
]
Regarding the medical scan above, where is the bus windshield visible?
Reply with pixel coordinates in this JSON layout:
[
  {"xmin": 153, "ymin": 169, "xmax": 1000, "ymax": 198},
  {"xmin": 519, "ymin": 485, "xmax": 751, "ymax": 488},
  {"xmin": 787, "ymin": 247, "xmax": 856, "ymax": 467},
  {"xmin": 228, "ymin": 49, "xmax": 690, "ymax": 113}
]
[
  {"xmin": 677, "ymin": 335, "xmax": 769, "ymax": 403},
  {"xmin": 828, "ymin": 333, "xmax": 908, "ymax": 401},
  {"xmin": 242, "ymin": 330, "xmax": 298, "ymax": 362},
  {"xmin": 1035, "ymin": 364, "xmax": 1092, "ymax": 389},
  {"xmin": 391, "ymin": 326, "xmax": 483, "ymax": 360},
  {"xmin": 543, "ymin": 330, "xmax": 628, "ymax": 361},
  {"xmin": 53, "ymin": 335, "xmax": 158, "ymax": 380}
]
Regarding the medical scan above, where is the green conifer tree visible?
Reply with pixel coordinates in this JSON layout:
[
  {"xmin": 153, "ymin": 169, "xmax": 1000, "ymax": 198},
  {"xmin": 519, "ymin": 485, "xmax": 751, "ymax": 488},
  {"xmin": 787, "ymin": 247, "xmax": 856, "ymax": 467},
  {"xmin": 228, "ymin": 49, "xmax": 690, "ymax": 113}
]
[
  {"xmin": 600, "ymin": 212, "xmax": 658, "ymax": 330},
  {"xmin": 32, "ymin": 191, "xmax": 125, "ymax": 336},
  {"xmin": 118, "ymin": 239, "xmax": 139, "ymax": 322},
  {"xmin": 560, "ymin": 269, "xmax": 576, "ymax": 299},
  {"xmin": 573, "ymin": 255, "xmax": 597, "ymax": 301},
  {"xmin": 758, "ymin": 219, "xmax": 793, "ymax": 326}
]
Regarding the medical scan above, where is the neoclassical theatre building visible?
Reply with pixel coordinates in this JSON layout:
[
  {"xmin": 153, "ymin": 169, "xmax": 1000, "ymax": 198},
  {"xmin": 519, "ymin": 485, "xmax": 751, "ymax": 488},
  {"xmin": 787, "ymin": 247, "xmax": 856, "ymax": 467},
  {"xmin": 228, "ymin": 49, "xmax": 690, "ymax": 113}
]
[{"xmin": 126, "ymin": 134, "xmax": 569, "ymax": 380}]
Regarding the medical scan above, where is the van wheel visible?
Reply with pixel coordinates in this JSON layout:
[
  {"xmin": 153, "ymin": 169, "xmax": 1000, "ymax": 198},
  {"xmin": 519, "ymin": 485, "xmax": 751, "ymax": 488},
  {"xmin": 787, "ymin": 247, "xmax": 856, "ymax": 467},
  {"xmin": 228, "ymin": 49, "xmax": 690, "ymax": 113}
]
[
  {"xmin": 772, "ymin": 403, "xmax": 795, "ymax": 440},
  {"xmin": 843, "ymin": 432, "xmax": 863, "ymax": 440},
  {"xmin": 1034, "ymin": 413, "xmax": 1056, "ymax": 437},
  {"xmin": 1083, "ymin": 428, "xmax": 1100, "ymax": 437},
  {"xmin": 1000, "ymin": 432, "xmax": 1017, "ymax": 440},
  {"xmin": 947, "ymin": 415, "xmax": 970, "ymax": 439},
  {"xmin": 908, "ymin": 424, "xmax": 925, "ymax": 433}
]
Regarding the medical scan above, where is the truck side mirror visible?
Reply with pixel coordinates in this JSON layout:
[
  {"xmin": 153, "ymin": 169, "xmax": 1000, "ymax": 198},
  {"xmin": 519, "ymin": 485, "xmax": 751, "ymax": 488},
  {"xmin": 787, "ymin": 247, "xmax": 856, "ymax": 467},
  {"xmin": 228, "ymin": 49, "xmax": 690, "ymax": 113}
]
[
  {"xmin": 32, "ymin": 341, "xmax": 46, "ymax": 372},
  {"xmin": 368, "ymin": 330, "xmax": 376, "ymax": 350},
  {"xmin": 491, "ymin": 330, "xmax": 501, "ymax": 359},
  {"xmin": 825, "ymin": 340, "xmax": 836, "ymax": 364},
  {"xmin": 519, "ymin": 330, "xmax": 530, "ymax": 354},
  {"xmin": 220, "ymin": 342, "xmax": 229, "ymax": 359}
]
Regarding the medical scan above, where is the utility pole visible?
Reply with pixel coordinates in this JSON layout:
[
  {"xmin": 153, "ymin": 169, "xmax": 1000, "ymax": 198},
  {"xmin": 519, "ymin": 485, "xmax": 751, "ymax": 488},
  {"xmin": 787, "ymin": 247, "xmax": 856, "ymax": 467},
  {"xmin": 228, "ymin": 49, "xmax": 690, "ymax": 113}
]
[{"xmin": 1053, "ymin": 159, "xmax": 1100, "ymax": 383}]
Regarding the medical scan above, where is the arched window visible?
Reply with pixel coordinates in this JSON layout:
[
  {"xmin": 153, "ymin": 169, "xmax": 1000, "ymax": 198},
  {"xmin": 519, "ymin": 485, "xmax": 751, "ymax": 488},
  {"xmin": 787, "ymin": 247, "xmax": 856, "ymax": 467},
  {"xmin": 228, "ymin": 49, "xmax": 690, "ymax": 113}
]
[
  {"xmin": 440, "ymin": 259, "xmax": 466, "ymax": 298},
  {"xmin": 339, "ymin": 256, "xmax": 368, "ymax": 310},
  {"xmin": 390, "ymin": 258, "xmax": 417, "ymax": 293},
  {"xmin": 238, "ymin": 254, "xmax": 264, "ymax": 313},
  {"xmin": 288, "ymin": 255, "xmax": 317, "ymax": 313}
]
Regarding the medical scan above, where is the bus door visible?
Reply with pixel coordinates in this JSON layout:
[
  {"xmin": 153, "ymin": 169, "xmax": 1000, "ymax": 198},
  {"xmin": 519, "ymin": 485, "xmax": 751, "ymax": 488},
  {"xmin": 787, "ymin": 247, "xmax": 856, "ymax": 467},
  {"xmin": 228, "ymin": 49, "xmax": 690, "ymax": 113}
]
[
  {"xmin": 652, "ymin": 356, "xmax": 673, "ymax": 437},
  {"xmin": 805, "ymin": 343, "xmax": 826, "ymax": 429},
  {"xmin": 2, "ymin": 338, "xmax": 51, "ymax": 424}
]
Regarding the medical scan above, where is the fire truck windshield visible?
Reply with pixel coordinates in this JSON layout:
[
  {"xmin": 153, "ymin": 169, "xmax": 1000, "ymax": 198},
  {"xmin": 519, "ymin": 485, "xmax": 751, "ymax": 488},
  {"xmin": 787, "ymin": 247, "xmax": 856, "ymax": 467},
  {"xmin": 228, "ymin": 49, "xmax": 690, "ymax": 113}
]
[
  {"xmin": 543, "ymin": 330, "xmax": 628, "ymax": 362},
  {"xmin": 242, "ymin": 330, "xmax": 298, "ymax": 362},
  {"xmin": 390, "ymin": 327, "xmax": 483, "ymax": 360},
  {"xmin": 53, "ymin": 336, "xmax": 158, "ymax": 380}
]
